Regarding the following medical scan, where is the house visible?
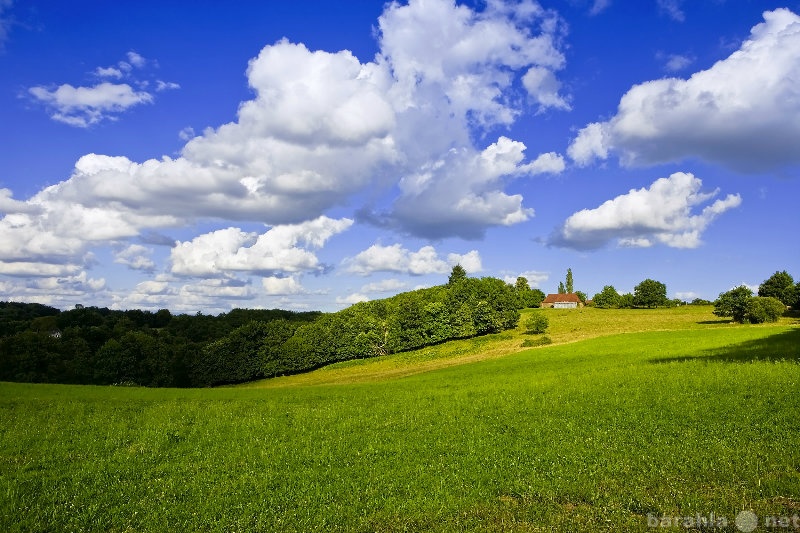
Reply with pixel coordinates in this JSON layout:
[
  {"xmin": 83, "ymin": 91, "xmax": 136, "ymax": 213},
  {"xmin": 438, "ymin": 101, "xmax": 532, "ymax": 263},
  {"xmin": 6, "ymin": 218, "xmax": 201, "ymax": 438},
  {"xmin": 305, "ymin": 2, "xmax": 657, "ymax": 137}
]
[{"xmin": 541, "ymin": 293, "xmax": 583, "ymax": 309}]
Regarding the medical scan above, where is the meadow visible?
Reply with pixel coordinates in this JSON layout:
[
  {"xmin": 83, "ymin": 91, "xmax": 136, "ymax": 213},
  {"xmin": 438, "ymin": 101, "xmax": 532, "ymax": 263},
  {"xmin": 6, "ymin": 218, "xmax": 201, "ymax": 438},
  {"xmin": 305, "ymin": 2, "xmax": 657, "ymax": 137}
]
[{"xmin": 1, "ymin": 307, "xmax": 798, "ymax": 532}]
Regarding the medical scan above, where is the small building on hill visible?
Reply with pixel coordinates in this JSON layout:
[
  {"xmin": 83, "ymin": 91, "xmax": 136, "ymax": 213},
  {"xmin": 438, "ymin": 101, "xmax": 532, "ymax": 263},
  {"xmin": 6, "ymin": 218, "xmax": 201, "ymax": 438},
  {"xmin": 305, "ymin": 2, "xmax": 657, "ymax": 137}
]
[{"xmin": 541, "ymin": 293, "xmax": 583, "ymax": 309}]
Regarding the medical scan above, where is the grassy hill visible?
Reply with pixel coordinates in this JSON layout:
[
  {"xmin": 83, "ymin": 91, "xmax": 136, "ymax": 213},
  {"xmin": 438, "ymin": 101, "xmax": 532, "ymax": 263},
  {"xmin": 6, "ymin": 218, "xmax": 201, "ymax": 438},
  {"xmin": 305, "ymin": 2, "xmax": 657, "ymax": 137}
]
[{"xmin": 1, "ymin": 307, "xmax": 798, "ymax": 531}]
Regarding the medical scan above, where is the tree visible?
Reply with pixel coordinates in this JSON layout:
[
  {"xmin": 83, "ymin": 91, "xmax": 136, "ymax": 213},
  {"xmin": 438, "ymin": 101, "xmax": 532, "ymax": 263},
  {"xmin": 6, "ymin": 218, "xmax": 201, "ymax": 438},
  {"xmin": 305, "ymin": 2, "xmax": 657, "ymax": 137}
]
[
  {"xmin": 713, "ymin": 286, "xmax": 753, "ymax": 323},
  {"xmin": 515, "ymin": 276, "xmax": 531, "ymax": 293},
  {"xmin": 744, "ymin": 297, "xmax": 785, "ymax": 324},
  {"xmin": 758, "ymin": 271, "xmax": 795, "ymax": 306},
  {"xmin": 558, "ymin": 281, "xmax": 566, "ymax": 294},
  {"xmin": 575, "ymin": 291, "xmax": 587, "ymax": 303},
  {"xmin": 524, "ymin": 313, "xmax": 549, "ymax": 334},
  {"xmin": 566, "ymin": 268, "xmax": 574, "ymax": 294},
  {"xmin": 633, "ymin": 279, "xmax": 667, "ymax": 308},
  {"xmin": 448, "ymin": 264, "xmax": 468, "ymax": 286},
  {"xmin": 592, "ymin": 285, "xmax": 621, "ymax": 308}
]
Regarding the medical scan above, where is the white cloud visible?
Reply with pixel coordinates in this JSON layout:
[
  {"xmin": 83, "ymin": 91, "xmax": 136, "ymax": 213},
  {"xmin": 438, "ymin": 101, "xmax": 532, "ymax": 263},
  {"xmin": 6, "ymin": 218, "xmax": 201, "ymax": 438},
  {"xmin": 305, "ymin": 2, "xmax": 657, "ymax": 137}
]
[
  {"xmin": 522, "ymin": 66, "xmax": 570, "ymax": 110},
  {"xmin": 663, "ymin": 53, "xmax": 694, "ymax": 72},
  {"xmin": 28, "ymin": 82, "xmax": 153, "ymax": 127},
  {"xmin": 170, "ymin": 216, "xmax": 352, "ymax": 277},
  {"xmin": 156, "ymin": 80, "xmax": 180, "ymax": 92},
  {"xmin": 262, "ymin": 275, "xmax": 305, "ymax": 295},
  {"xmin": 589, "ymin": 0, "xmax": 611, "ymax": 16},
  {"xmin": 114, "ymin": 244, "xmax": 156, "ymax": 272},
  {"xmin": 447, "ymin": 250, "xmax": 482, "ymax": 273},
  {"xmin": 0, "ymin": 271, "xmax": 106, "ymax": 309},
  {"xmin": 568, "ymin": 8, "xmax": 800, "ymax": 173},
  {"xmin": 504, "ymin": 270, "xmax": 549, "ymax": 287},
  {"xmin": 336, "ymin": 293, "xmax": 370, "ymax": 306},
  {"xmin": 126, "ymin": 51, "xmax": 146, "ymax": 68},
  {"xmin": 551, "ymin": 172, "xmax": 741, "ymax": 250},
  {"xmin": 178, "ymin": 127, "xmax": 195, "ymax": 141},
  {"xmin": 1, "ymin": 0, "xmax": 572, "ymax": 309},
  {"xmin": 343, "ymin": 243, "xmax": 482, "ymax": 276},
  {"xmin": 392, "ymin": 137, "xmax": 556, "ymax": 239},
  {"xmin": 657, "ymin": 0, "xmax": 685, "ymax": 22},
  {"xmin": 361, "ymin": 278, "xmax": 407, "ymax": 294},
  {"xmin": 94, "ymin": 66, "xmax": 123, "ymax": 79}
]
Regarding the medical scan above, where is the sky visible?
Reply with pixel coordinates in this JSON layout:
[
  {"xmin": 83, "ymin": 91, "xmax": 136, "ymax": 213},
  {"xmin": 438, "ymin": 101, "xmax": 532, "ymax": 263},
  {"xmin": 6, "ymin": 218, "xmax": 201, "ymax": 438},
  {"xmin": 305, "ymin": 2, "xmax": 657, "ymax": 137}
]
[{"xmin": 0, "ymin": 0, "xmax": 798, "ymax": 314}]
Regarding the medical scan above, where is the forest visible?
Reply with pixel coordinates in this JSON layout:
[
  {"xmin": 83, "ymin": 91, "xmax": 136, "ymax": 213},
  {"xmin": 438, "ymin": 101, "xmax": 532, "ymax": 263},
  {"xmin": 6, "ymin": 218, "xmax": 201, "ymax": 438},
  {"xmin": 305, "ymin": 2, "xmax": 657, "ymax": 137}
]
[{"xmin": 0, "ymin": 268, "xmax": 529, "ymax": 387}]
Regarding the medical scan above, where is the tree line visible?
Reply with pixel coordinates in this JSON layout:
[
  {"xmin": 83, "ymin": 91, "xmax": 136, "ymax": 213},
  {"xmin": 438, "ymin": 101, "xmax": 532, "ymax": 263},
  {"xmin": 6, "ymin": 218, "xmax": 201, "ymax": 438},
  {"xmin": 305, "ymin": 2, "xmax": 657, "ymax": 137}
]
[{"xmin": 0, "ymin": 269, "xmax": 527, "ymax": 387}]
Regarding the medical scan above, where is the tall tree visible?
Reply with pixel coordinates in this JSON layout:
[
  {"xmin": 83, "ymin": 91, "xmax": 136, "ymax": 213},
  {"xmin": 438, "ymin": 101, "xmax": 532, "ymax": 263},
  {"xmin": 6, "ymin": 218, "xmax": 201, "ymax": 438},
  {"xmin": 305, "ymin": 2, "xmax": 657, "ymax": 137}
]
[
  {"xmin": 448, "ymin": 264, "xmax": 468, "ymax": 286},
  {"xmin": 758, "ymin": 270, "xmax": 795, "ymax": 305},
  {"xmin": 558, "ymin": 281, "xmax": 566, "ymax": 294},
  {"xmin": 566, "ymin": 268, "xmax": 574, "ymax": 293}
]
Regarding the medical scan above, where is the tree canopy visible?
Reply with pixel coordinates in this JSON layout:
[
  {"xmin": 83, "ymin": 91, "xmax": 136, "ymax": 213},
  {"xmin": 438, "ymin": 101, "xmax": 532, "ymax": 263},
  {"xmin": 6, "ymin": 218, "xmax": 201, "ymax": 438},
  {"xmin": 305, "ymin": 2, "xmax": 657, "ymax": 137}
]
[{"xmin": 633, "ymin": 279, "xmax": 668, "ymax": 308}]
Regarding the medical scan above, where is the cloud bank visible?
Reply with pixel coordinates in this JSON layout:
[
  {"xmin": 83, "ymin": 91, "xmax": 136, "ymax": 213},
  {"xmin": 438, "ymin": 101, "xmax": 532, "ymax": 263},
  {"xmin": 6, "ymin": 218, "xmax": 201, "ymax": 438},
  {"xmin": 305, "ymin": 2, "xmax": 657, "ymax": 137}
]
[
  {"xmin": 568, "ymin": 8, "xmax": 800, "ymax": 173},
  {"xmin": 551, "ymin": 172, "xmax": 741, "ymax": 250}
]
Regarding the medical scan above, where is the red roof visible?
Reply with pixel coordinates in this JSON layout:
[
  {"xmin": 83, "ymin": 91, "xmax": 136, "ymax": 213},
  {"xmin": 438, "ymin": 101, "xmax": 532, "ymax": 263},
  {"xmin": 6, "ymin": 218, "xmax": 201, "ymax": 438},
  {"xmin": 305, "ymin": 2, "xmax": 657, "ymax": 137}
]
[{"xmin": 543, "ymin": 293, "xmax": 581, "ymax": 304}]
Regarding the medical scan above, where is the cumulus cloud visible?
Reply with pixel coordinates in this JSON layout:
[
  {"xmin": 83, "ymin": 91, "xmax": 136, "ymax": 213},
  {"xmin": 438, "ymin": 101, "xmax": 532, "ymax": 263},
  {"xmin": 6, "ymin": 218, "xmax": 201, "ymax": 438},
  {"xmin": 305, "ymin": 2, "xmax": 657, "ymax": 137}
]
[
  {"xmin": 504, "ymin": 270, "xmax": 549, "ymax": 287},
  {"xmin": 262, "ymin": 275, "xmax": 305, "ymax": 295},
  {"xmin": 551, "ymin": 172, "xmax": 741, "ymax": 250},
  {"xmin": 361, "ymin": 278, "xmax": 407, "ymax": 294},
  {"xmin": 343, "ymin": 243, "xmax": 482, "ymax": 276},
  {"xmin": 568, "ymin": 8, "xmax": 800, "ymax": 173},
  {"xmin": 2, "ymin": 0, "xmax": 573, "ymax": 309},
  {"xmin": 170, "ymin": 216, "xmax": 352, "ymax": 277},
  {"xmin": 392, "ymin": 137, "xmax": 560, "ymax": 239},
  {"xmin": 114, "ymin": 244, "xmax": 156, "ymax": 272}
]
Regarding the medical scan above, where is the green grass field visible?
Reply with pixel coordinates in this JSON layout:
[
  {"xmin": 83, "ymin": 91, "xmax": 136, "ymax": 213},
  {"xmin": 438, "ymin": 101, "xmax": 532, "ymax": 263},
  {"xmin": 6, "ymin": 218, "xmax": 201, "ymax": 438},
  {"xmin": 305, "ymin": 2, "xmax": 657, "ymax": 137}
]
[{"xmin": 1, "ymin": 307, "xmax": 798, "ymax": 532}]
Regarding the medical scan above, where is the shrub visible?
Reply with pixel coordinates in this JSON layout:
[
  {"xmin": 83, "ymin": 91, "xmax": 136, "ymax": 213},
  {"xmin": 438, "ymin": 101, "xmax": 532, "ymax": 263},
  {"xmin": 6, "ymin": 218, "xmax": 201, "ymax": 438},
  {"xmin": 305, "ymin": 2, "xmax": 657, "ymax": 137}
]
[
  {"xmin": 522, "ymin": 336, "xmax": 552, "ymax": 347},
  {"xmin": 744, "ymin": 297, "xmax": 785, "ymax": 324},
  {"xmin": 524, "ymin": 313, "xmax": 549, "ymax": 334}
]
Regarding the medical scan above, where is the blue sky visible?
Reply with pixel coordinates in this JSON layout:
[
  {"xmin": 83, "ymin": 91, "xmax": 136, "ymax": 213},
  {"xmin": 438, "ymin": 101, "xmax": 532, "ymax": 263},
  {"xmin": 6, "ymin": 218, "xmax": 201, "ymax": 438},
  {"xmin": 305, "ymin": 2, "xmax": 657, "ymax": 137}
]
[{"xmin": 0, "ymin": 0, "xmax": 798, "ymax": 313}]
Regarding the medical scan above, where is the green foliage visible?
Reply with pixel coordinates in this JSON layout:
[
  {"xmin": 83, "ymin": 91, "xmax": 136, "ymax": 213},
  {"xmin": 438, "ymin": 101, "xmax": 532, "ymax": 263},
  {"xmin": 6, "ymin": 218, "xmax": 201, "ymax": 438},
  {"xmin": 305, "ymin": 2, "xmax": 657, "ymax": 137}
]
[
  {"xmin": 618, "ymin": 293, "xmax": 635, "ymax": 308},
  {"xmin": 592, "ymin": 285, "xmax": 621, "ymax": 308},
  {"xmin": 514, "ymin": 277, "xmax": 545, "ymax": 308},
  {"xmin": 447, "ymin": 264, "xmax": 468, "ymax": 286},
  {"xmin": 714, "ymin": 285, "xmax": 753, "ymax": 323},
  {"xmin": 633, "ymin": 278, "xmax": 668, "ymax": 308},
  {"xmin": 557, "ymin": 281, "xmax": 565, "ymax": 294},
  {"xmin": 521, "ymin": 335, "xmax": 552, "ymax": 347},
  {"xmin": 0, "ymin": 303, "xmax": 319, "ymax": 387},
  {"xmin": 690, "ymin": 298, "xmax": 713, "ymax": 305},
  {"xmin": 744, "ymin": 296, "xmax": 785, "ymax": 324},
  {"xmin": 566, "ymin": 268, "xmax": 574, "ymax": 293},
  {"xmin": 524, "ymin": 312, "xmax": 549, "ymax": 334},
  {"xmin": 575, "ymin": 290, "xmax": 587, "ymax": 303},
  {"xmin": 758, "ymin": 270, "xmax": 795, "ymax": 306}
]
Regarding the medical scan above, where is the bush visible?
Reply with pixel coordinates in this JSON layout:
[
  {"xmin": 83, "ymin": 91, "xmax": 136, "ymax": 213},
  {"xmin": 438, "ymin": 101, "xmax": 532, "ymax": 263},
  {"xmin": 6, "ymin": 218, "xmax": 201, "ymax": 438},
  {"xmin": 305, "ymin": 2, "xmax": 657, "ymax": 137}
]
[
  {"xmin": 524, "ymin": 313, "xmax": 549, "ymax": 334},
  {"xmin": 744, "ymin": 297, "xmax": 785, "ymax": 324},
  {"xmin": 522, "ymin": 336, "xmax": 552, "ymax": 347}
]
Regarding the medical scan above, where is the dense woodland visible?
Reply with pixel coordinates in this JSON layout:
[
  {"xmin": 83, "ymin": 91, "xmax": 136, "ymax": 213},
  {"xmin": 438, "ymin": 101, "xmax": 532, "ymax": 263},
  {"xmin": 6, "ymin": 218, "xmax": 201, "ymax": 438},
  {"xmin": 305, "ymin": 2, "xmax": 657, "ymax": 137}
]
[
  {"xmin": 0, "ymin": 269, "xmax": 532, "ymax": 387},
  {"xmin": 1, "ymin": 268, "xmax": 795, "ymax": 388}
]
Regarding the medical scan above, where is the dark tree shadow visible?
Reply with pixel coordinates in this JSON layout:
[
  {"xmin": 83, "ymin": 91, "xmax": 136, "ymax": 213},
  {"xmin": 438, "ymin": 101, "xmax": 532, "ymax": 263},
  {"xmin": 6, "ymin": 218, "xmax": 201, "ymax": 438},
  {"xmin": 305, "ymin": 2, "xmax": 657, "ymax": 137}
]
[
  {"xmin": 696, "ymin": 319, "xmax": 732, "ymax": 325},
  {"xmin": 650, "ymin": 328, "xmax": 800, "ymax": 364}
]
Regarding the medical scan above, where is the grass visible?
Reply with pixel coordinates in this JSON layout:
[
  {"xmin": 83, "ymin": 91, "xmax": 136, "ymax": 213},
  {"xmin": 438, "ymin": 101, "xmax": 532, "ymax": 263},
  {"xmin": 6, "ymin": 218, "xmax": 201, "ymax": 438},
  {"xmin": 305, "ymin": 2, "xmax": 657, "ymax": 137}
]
[
  {"xmin": 1, "ymin": 307, "xmax": 799, "ymax": 531},
  {"xmin": 248, "ymin": 305, "xmax": 794, "ymax": 387}
]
